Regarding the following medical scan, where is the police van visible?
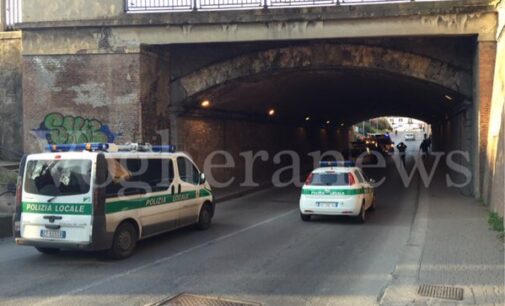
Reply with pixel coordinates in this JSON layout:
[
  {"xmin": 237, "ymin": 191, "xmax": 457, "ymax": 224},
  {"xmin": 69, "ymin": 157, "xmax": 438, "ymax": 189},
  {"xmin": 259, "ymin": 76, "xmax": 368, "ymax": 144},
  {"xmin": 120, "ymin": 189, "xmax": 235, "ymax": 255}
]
[
  {"xmin": 299, "ymin": 161, "xmax": 375, "ymax": 223},
  {"xmin": 13, "ymin": 143, "xmax": 214, "ymax": 259}
]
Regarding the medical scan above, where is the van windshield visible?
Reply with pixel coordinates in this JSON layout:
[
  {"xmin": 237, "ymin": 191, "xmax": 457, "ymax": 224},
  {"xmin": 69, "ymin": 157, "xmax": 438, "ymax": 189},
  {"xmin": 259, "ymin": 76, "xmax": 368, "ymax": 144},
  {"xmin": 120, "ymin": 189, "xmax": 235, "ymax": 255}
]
[{"xmin": 24, "ymin": 159, "xmax": 92, "ymax": 196}]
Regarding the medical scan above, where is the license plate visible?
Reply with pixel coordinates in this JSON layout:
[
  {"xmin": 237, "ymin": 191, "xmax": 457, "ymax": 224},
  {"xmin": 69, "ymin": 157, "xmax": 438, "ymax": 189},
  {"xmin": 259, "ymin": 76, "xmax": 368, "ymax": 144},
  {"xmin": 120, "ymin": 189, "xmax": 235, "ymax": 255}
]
[
  {"xmin": 316, "ymin": 202, "xmax": 339, "ymax": 208},
  {"xmin": 40, "ymin": 229, "xmax": 66, "ymax": 239}
]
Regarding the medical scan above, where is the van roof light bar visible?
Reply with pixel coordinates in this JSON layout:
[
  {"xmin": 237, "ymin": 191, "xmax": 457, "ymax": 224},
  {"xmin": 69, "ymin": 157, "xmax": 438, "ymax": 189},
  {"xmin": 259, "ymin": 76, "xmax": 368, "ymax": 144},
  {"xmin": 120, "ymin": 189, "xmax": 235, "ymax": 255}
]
[
  {"xmin": 46, "ymin": 143, "xmax": 176, "ymax": 153},
  {"xmin": 46, "ymin": 143, "xmax": 110, "ymax": 152},
  {"xmin": 319, "ymin": 160, "xmax": 354, "ymax": 168}
]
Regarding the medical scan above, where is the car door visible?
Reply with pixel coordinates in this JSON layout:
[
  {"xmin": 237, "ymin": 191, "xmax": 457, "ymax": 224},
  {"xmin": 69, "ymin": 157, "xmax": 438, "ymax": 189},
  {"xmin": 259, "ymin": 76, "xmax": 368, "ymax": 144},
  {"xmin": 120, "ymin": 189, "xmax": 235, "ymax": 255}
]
[{"xmin": 175, "ymin": 156, "xmax": 201, "ymax": 226}]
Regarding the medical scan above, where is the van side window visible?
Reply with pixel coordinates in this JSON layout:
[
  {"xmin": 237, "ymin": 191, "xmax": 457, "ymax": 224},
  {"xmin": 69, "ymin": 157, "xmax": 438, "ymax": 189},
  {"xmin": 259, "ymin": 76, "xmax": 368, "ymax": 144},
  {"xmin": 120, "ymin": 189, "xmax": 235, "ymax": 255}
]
[
  {"xmin": 105, "ymin": 158, "xmax": 174, "ymax": 198},
  {"xmin": 143, "ymin": 159, "xmax": 174, "ymax": 191},
  {"xmin": 177, "ymin": 157, "xmax": 200, "ymax": 185}
]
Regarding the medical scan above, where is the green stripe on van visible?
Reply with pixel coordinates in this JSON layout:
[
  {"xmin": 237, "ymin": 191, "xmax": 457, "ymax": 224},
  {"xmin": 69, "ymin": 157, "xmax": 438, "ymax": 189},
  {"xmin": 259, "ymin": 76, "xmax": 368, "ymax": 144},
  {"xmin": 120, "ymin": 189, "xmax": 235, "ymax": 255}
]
[
  {"xmin": 22, "ymin": 189, "xmax": 211, "ymax": 216},
  {"xmin": 200, "ymin": 188, "xmax": 212, "ymax": 197},
  {"xmin": 301, "ymin": 188, "xmax": 365, "ymax": 196},
  {"xmin": 105, "ymin": 190, "xmax": 198, "ymax": 214},
  {"xmin": 21, "ymin": 202, "xmax": 92, "ymax": 215}
]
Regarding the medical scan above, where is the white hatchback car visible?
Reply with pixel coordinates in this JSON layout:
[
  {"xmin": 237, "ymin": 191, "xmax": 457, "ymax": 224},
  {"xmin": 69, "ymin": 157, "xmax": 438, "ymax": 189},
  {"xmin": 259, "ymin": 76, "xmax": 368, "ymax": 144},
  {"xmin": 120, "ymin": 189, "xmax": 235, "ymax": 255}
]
[
  {"xmin": 404, "ymin": 133, "xmax": 416, "ymax": 141},
  {"xmin": 299, "ymin": 161, "xmax": 375, "ymax": 223}
]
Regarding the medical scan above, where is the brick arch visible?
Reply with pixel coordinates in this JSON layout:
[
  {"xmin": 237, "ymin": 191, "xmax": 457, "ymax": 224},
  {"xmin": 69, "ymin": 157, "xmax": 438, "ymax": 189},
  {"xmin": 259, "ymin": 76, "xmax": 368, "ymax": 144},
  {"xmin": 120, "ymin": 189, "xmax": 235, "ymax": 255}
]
[{"xmin": 175, "ymin": 43, "xmax": 472, "ymax": 103}]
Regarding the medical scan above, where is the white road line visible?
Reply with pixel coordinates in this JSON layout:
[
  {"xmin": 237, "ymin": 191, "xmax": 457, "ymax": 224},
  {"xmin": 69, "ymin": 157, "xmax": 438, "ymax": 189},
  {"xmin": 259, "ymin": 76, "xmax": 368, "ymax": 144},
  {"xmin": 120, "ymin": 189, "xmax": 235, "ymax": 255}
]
[{"xmin": 34, "ymin": 208, "xmax": 298, "ymax": 306}]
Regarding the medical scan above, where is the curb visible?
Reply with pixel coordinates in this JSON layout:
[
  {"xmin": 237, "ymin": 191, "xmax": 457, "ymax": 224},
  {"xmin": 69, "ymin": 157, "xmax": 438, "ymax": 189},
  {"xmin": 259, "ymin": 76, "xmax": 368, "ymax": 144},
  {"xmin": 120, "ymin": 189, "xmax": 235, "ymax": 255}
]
[
  {"xmin": 0, "ymin": 213, "xmax": 12, "ymax": 238},
  {"xmin": 379, "ymin": 175, "xmax": 426, "ymax": 305}
]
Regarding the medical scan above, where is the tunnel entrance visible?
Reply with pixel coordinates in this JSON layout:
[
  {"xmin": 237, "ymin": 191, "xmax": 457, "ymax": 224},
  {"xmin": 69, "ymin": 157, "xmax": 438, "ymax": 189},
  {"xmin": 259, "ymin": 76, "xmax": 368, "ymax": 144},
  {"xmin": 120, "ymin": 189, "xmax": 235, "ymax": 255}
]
[{"xmin": 140, "ymin": 37, "xmax": 475, "ymax": 193}]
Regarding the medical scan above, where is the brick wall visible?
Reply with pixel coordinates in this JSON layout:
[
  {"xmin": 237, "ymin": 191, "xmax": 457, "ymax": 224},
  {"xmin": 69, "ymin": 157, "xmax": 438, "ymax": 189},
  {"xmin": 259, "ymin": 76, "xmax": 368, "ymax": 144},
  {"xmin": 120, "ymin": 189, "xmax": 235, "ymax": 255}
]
[
  {"xmin": 0, "ymin": 31, "xmax": 22, "ymax": 159},
  {"xmin": 476, "ymin": 41, "xmax": 497, "ymax": 201},
  {"xmin": 486, "ymin": 6, "xmax": 505, "ymax": 217},
  {"xmin": 22, "ymin": 53, "xmax": 142, "ymax": 153},
  {"xmin": 140, "ymin": 50, "xmax": 171, "ymax": 144},
  {"xmin": 176, "ymin": 116, "xmax": 348, "ymax": 188}
]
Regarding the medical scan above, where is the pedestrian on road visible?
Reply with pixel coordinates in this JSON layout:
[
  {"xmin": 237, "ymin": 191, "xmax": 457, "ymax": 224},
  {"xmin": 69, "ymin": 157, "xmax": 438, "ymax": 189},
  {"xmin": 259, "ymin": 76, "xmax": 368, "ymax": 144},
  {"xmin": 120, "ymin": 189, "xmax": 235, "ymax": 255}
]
[
  {"xmin": 396, "ymin": 142, "xmax": 407, "ymax": 165},
  {"xmin": 420, "ymin": 139, "xmax": 429, "ymax": 157}
]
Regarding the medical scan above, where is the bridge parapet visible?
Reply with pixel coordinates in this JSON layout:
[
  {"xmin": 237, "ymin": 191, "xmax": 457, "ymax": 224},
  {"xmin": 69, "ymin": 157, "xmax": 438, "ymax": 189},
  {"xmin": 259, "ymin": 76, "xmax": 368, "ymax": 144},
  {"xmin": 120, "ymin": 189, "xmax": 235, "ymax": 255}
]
[
  {"xmin": 16, "ymin": 0, "xmax": 498, "ymax": 56},
  {"xmin": 125, "ymin": 0, "xmax": 464, "ymax": 13},
  {"xmin": 19, "ymin": 0, "xmax": 495, "ymax": 26}
]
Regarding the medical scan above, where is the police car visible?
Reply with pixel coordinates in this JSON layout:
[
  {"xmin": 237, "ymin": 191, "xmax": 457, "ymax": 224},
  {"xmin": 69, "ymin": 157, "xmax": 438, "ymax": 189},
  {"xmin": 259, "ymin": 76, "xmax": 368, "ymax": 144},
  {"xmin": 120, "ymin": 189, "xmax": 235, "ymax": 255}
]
[
  {"xmin": 299, "ymin": 161, "xmax": 375, "ymax": 223},
  {"xmin": 13, "ymin": 143, "xmax": 214, "ymax": 259}
]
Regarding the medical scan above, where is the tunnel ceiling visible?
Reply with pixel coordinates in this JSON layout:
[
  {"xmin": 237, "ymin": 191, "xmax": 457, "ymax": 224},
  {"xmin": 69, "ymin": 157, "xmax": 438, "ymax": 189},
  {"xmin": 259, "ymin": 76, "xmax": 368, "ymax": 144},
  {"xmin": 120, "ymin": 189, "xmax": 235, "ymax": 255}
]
[{"xmin": 190, "ymin": 69, "xmax": 464, "ymax": 125}]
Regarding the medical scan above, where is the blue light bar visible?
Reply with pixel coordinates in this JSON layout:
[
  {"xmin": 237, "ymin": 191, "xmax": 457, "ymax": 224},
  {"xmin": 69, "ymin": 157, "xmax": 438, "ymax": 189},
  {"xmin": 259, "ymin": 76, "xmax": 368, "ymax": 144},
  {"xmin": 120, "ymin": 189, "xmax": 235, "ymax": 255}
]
[
  {"xmin": 46, "ymin": 143, "xmax": 109, "ymax": 152},
  {"xmin": 319, "ymin": 160, "xmax": 355, "ymax": 167},
  {"xmin": 150, "ymin": 145, "xmax": 176, "ymax": 153},
  {"xmin": 45, "ymin": 143, "xmax": 176, "ymax": 153}
]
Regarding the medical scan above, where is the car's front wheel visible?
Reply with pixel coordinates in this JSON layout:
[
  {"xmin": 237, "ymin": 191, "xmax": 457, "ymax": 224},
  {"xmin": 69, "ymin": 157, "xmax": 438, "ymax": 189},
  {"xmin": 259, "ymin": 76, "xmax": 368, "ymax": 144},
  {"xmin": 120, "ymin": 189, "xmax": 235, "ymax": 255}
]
[
  {"xmin": 369, "ymin": 196, "xmax": 376, "ymax": 211},
  {"xmin": 196, "ymin": 204, "xmax": 212, "ymax": 230},
  {"xmin": 108, "ymin": 222, "xmax": 137, "ymax": 260}
]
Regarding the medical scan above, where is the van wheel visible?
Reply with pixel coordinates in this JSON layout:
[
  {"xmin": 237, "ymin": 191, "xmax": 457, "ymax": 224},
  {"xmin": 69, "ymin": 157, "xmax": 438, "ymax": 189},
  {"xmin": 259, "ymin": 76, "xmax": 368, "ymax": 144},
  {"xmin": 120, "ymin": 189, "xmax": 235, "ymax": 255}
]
[
  {"xmin": 108, "ymin": 222, "xmax": 137, "ymax": 260},
  {"xmin": 196, "ymin": 205, "xmax": 212, "ymax": 230},
  {"xmin": 355, "ymin": 204, "xmax": 366, "ymax": 224},
  {"xmin": 300, "ymin": 213, "xmax": 311, "ymax": 221},
  {"xmin": 35, "ymin": 247, "xmax": 60, "ymax": 254}
]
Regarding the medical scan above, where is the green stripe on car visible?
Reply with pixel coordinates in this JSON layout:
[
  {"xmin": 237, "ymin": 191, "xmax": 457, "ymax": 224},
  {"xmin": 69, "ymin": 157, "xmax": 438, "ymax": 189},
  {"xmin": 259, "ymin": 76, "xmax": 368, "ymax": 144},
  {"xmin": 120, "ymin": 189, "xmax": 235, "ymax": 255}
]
[{"xmin": 302, "ymin": 188, "xmax": 365, "ymax": 196}]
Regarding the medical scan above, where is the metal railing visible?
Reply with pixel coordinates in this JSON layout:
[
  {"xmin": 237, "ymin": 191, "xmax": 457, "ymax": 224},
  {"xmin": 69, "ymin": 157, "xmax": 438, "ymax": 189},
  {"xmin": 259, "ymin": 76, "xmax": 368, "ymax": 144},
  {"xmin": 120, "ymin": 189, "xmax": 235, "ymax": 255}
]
[
  {"xmin": 126, "ymin": 0, "xmax": 414, "ymax": 12},
  {"xmin": 4, "ymin": 0, "xmax": 21, "ymax": 30}
]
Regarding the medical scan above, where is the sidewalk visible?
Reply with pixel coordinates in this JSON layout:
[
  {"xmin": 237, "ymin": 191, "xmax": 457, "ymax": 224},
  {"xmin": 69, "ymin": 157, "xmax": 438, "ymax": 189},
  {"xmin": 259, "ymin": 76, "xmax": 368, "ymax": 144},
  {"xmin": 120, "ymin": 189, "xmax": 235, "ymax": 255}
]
[{"xmin": 381, "ymin": 167, "xmax": 504, "ymax": 305}]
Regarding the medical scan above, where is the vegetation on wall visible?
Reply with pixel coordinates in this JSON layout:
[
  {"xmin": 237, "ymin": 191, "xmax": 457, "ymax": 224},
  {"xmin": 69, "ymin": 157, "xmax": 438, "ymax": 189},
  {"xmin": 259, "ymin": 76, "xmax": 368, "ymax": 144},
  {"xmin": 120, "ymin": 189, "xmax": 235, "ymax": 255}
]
[{"xmin": 488, "ymin": 212, "xmax": 505, "ymax": 239}]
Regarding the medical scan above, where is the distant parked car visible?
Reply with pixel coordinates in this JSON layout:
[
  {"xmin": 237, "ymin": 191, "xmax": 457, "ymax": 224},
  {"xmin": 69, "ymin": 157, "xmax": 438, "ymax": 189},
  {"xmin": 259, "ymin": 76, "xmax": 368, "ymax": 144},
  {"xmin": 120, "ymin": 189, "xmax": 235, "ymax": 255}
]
[{"xmin": 404, "ymin": 133, "xmax": 416, "ymax": 141}]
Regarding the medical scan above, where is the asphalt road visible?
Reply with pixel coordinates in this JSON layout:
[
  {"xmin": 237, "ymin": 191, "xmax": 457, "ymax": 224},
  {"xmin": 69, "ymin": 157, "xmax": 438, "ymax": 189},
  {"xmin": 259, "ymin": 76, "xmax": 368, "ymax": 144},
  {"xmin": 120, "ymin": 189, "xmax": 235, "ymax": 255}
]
[{"xmin": 0, "ymin": 138, "xmax": 423, "ymax": 306}]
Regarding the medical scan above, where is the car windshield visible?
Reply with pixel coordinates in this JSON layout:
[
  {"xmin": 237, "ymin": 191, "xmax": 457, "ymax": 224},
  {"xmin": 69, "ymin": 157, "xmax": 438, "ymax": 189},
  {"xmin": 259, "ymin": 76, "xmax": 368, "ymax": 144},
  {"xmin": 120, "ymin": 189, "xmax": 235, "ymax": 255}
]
[
  {"xmin": 309, "ymin": 173, "xmax": 349, "ymax": 186},
  {"xmin": 24, "ymin": 159, "xmax": 92, "ymax": 196}
]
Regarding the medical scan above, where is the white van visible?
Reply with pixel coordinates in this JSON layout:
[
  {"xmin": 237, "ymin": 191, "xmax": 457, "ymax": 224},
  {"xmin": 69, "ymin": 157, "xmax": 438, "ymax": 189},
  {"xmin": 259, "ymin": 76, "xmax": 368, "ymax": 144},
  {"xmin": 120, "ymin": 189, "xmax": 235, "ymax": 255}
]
[{"xmin": 13, "ymin": 143, "xmax": 214, "ymax": 259}]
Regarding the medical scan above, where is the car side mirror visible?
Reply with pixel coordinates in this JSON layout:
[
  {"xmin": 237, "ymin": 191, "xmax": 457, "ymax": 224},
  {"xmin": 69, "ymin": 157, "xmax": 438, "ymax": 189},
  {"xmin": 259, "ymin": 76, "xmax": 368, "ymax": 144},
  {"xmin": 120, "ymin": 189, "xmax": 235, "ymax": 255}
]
[{"xmin": 199, "ymin": 173, "xmax": 206, "ymax": 185}]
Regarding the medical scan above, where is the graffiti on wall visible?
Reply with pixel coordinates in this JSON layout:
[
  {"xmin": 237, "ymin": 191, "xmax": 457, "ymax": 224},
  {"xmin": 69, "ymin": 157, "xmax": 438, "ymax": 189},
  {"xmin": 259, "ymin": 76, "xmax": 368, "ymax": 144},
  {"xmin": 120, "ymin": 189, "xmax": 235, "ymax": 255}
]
[{"xmin": 33, "ymin": 113, "xmax": 116, "ymax": 144}]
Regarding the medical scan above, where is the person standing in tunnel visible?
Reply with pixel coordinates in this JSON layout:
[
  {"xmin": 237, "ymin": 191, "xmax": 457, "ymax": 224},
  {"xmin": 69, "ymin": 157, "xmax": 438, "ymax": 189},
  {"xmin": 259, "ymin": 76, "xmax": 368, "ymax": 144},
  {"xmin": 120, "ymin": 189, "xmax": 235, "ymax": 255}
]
[
  {"xmin": 420, "ymin": 137, "xmax": 430, "ymax": 157},
  {"xmin": 396, "ymin": 141, "xmax": 407, "ymax": 165}
]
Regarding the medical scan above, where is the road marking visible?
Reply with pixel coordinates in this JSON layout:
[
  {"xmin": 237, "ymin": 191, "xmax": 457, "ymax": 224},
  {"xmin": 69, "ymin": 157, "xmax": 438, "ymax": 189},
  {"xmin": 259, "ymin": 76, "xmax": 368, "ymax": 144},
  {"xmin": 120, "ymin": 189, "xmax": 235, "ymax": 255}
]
[{"xmin": 34, "ymin": 208, "xmax": 298, "ymax": 306}]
